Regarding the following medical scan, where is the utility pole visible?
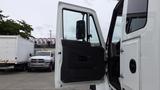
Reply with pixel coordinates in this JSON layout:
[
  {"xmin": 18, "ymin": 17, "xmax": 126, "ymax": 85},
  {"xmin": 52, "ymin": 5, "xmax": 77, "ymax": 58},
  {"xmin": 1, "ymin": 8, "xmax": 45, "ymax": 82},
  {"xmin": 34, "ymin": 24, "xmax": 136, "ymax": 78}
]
[
  {"xmin": 48, "ymin": 30, "xmax": 52, "ymax": 48},
  {"xmin": 49, "ymin": 30, "xmax": 52, "ymax": 39}
]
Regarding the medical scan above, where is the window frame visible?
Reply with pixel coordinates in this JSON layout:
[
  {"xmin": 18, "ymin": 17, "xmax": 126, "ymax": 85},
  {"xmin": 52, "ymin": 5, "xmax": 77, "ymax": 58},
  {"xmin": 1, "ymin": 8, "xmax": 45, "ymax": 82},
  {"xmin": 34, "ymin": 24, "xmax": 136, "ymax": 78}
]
[{"xmin": 125, "ymin": 0, "xmax": 149, "ymax": 34}]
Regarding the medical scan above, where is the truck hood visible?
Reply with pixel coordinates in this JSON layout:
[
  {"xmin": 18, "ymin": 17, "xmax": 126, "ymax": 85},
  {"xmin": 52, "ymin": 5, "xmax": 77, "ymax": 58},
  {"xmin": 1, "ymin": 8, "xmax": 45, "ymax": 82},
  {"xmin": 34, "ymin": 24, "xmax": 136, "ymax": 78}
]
[{"xmin": 30, "ymin": 56, "xmax": 53, "ymax": 60}]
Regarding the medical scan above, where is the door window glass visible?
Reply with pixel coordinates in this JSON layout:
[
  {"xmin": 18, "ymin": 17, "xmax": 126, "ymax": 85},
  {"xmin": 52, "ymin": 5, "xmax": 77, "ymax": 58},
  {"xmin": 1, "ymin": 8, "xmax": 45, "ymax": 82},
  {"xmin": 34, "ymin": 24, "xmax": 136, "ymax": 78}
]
[
  {"xmin": 63, "ymin": 10, "xmax": 101, "ymax": 46},
  {"xmin": 89, "ymin": 16, "xmax": 100, "ymax": 46},
  {"xmin": 112, "ymin": 16, "xmax": 123, "ymax": 43},
  {"xmin": 63, "ymin": 10, "xmax": 87, "ymax": 40}
]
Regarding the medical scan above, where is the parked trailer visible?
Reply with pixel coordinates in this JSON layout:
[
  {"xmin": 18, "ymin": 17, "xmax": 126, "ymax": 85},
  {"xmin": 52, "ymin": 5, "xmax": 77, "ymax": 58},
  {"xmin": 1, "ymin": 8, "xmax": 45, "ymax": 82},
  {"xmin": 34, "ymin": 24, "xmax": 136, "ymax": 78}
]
[{"xmin": 0, "ymin": 35, "xmax": 34, "ymax": 70}]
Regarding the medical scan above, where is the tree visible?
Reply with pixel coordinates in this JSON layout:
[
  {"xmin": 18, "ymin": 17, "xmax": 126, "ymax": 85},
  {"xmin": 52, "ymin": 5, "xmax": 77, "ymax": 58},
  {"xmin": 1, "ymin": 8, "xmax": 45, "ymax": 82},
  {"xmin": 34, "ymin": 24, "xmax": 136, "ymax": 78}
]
[
  {"xmin": 0, "ymin": 19, "xmax": 21, "ymax": 35},
  {"xmin": 18, "ymin": 20, "xmax": 33, "ymax": 39},
  {"xmin": 0, "ymin": 10, "xmax": 8, "ymax": 21},
  {"xmin": 0, "ymin": 10, "xmax": 33, "ymax": 39}
]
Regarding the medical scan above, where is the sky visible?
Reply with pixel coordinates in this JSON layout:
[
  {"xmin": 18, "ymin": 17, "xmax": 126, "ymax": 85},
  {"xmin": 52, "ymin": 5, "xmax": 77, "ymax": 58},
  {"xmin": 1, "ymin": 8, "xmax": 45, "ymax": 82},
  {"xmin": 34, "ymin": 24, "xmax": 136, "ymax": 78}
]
[{"xmin": 0, "ymin": 0, "xmax": 117, "ymax": 40}]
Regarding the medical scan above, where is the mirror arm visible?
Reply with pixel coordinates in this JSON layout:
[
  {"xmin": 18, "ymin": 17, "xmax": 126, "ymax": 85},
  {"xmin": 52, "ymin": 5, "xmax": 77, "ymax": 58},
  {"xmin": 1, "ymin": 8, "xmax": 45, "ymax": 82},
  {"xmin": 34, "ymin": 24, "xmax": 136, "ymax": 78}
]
[{"xmin": 87, "ymin": 34, "xmax": 92, "ymax": 40}]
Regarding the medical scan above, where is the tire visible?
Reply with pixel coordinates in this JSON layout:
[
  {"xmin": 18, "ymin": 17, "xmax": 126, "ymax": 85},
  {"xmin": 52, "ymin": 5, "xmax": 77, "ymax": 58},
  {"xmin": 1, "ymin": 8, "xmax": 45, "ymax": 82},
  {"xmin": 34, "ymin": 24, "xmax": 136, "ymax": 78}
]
[
  {"xmin": 90, "ymin": 85, "xmax": 96, "ymax": 90},
  {"xmin": 48, "ymin": 64, "xmax": 53, "ymax": 72},
  {"xmin": 52, "ymin": 62, "xmax": 55, "ymax": 71},
  {"xmin": 27, "ymin": 68, "xmax": 32, "ymax": 72},
  {"xmin": 14, "ymin": 64, "xmax": 26, "ymax": 71}
]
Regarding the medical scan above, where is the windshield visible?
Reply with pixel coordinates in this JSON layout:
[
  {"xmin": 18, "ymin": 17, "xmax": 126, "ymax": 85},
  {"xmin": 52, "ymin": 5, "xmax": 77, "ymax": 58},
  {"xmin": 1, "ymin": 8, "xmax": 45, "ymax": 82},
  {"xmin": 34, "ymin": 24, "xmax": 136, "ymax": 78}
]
[{"xmin": 36, "ymin": 52, "xmax": 51, "ymax": 56}]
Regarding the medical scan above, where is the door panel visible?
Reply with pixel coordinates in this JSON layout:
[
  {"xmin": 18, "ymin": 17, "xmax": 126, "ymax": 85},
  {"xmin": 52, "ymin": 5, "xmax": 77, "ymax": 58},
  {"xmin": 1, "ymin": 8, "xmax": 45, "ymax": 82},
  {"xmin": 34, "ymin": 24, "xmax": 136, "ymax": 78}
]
[
  {"xmin": 121, "ymin": 38, "xmax": 140, "ymax": 90},
  {"xmin": 61, "ymin": 40, "xmax": 105, "ymax": 83}
]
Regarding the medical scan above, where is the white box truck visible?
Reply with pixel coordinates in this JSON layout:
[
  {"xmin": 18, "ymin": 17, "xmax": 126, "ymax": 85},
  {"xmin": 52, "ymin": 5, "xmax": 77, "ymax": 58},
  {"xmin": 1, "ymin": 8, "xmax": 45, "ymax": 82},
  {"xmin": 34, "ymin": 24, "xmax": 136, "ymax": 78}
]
[
  {"xmin": 55, "ymin": 0, "xmax": 160, "ymax": 90},
  {"xmin": 0, "ymin": 35, "xmax": 34, "ymax": 70}
]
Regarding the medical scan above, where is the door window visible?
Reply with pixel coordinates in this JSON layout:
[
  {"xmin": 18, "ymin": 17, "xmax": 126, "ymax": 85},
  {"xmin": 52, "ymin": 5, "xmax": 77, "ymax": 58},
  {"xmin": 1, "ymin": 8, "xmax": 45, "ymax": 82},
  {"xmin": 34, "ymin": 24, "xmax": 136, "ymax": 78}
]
[
  {"xmin": 112, "ymin": 16, "xmax": 123, "ymax": 43},
  {"xmin": 89, "ymin": 16, "xmax": 100, "ymax": 46},
  {"xmin": 63, "ymin": 10, "xmax": 87, "ymax": 40},
  {"xmin": 63, "ymin": 9, "xmax": 101, "ymax": 46}
]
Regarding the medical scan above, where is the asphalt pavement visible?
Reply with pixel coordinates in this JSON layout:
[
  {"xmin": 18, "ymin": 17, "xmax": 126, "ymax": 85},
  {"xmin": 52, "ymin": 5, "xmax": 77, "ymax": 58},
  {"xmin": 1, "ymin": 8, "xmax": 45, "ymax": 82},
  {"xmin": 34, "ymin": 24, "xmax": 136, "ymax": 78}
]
[{"xmin": 0, "ymin": 70, "xmax": 89, "ymax": 90}]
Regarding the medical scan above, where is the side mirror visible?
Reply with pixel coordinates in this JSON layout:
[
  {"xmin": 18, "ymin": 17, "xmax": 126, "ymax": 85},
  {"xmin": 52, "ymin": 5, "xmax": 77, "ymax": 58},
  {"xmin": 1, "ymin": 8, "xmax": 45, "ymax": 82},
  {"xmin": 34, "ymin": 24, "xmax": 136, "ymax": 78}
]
[
  {"xmin": 51, "ymin": 53, "xmax": 54, "ymax": 57},
  {"xmin": 76, "ymin": 20, "xmax": 85, "ymax": 40}
]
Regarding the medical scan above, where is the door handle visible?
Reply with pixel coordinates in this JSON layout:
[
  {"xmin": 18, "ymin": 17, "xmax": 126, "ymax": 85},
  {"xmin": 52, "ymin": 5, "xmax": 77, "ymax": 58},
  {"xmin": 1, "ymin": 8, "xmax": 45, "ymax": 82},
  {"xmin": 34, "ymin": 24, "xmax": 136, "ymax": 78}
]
[
  {"xmin": 120, "ymin": 48, "xmax": 124, "ymax": 53},
  {"xmin": 120, "ymin": 74, "xmax": 124, "ymax": 79},
  {"xmin": 79, "ymin": 56, "xmax": 88, "ymax": 62},
  {"xmin": 58, "ymin": 52, "xmax": 61, "ymax": 54}
]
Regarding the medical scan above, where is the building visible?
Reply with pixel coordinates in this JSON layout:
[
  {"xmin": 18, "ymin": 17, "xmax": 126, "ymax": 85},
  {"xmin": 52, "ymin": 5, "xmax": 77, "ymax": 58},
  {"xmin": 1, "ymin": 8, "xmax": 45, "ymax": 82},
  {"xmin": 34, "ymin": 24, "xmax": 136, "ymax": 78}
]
[{"xmin": 34, "ymin": 38, "xmax": 56, "ymax": 53}]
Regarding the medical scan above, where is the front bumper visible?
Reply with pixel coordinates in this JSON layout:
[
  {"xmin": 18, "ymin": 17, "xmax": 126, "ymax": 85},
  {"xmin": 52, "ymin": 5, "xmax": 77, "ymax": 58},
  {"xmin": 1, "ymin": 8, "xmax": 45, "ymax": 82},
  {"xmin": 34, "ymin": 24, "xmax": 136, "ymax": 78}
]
[
  {"xmin": 0, "ymin": 63, "xmax": 15, "ymax": 69},
  {"xmin": 0, "ymin": 66, "xmax": 14, "ymax": 69},
  {"xmin": 28, "ymin": 62, "xmax": 50, "ymax": 68}
]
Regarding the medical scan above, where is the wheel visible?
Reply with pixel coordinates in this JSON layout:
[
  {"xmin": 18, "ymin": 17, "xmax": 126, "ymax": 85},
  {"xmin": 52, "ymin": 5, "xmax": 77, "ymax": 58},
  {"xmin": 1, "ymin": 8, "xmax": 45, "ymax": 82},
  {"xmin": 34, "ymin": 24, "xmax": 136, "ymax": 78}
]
[
  {"xmin": 90, "ymin": 85, "xmax": 96, "ymax": 90},
  {"xmin": 48, "ymin": 64, "xmax": 53, "ymax": 72},
  {"xmin": 14, "ymin": 64, "xmax": 26, "ymax": 71},
  {"xmin": 52, "ymin": 62, "xmax": 55, "ymax": 71},
  {"xmin": 27, "ymin": 68, "xmax": 32, "ymax": 72}
]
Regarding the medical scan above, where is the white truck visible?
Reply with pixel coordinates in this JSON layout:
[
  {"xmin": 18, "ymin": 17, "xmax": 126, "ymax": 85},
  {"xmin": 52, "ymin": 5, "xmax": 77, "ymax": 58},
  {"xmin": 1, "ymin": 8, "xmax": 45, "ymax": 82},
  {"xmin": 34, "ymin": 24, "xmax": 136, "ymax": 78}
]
[
  {"xmin": 55, "ymin": 0, "xmax": 160, "ymax": 90},
  {"xmin": 28, "ymin": 51, "xmax": 55, "ymax": 72},
  {"xmin": 0, "ymin": 35, "xmax": 34, "ymax": 70}
]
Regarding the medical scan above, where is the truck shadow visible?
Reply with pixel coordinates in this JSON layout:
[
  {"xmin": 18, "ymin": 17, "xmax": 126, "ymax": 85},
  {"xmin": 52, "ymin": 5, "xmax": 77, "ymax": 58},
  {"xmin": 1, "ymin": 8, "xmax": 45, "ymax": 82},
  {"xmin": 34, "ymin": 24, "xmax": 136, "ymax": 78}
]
[
  {"xmin": 0, "ymin": 69, "xmax": 53, "ymax": 75},
  {"xmin": 27, "ymin": 69, "xmax": 53, "ymax": 73},
  {"xmin": 0, "ymin": 69, "xmax": 23, "ymax": 75}
]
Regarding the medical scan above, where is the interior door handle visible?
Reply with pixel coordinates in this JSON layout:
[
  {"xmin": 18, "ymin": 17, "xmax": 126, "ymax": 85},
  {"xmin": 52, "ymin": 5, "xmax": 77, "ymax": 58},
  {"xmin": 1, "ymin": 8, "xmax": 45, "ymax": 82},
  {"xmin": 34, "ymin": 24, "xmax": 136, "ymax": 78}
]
[{"xmin": 79, "ymin": 56, "xmax": 88, "ymax": 62}]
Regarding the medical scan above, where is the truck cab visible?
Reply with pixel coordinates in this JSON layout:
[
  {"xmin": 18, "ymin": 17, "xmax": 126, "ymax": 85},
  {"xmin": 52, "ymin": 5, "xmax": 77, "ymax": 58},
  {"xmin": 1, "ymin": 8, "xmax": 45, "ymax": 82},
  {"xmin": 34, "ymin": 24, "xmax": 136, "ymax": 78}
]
[{"xmin": 55, "ymin": 0, "xmax": 160, "ymax": 90}]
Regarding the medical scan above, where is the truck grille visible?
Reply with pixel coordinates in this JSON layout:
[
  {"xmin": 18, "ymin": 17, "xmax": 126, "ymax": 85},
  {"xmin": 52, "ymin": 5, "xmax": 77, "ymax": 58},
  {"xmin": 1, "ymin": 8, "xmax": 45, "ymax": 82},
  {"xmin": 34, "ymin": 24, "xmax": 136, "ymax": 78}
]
[
  {"xmin": 31, "ymin": 59, "xmax": 37, "ymax": 63},
  {"xmin": 31, "ymin": 59, "xmax": 44, "ymax": 63},
  {"xmin": 38, "ymin": 59, "xmax": 44, "ymax": 63}
]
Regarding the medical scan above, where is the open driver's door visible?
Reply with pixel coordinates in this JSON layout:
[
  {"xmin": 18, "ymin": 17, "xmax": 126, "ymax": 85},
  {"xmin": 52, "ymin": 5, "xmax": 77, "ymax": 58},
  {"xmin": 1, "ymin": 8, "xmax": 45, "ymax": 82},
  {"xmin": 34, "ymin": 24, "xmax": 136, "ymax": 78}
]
[{"xmin": 55, "ymin": 2, "xmax": 106, "ymax": 88}]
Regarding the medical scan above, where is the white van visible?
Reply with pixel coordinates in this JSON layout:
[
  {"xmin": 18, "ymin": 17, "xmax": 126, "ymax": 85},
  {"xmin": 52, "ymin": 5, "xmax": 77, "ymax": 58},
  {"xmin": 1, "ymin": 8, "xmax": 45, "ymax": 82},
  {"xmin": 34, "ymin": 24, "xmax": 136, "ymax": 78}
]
[{"xmin": 55, "ymin": 0, "xmax": 160, "ymax": 90}]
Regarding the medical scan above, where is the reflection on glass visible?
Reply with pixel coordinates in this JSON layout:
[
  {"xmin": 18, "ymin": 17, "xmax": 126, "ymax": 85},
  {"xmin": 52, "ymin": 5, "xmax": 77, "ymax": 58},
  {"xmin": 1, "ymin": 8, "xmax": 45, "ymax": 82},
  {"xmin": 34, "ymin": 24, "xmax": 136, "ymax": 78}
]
[
  {"xmin": 63, "ymin": 10, "xmax": 86, "ymax": 40},
  {"xmin": 89, "ymin": 16, "xmax": 100, "ymax": 45}
]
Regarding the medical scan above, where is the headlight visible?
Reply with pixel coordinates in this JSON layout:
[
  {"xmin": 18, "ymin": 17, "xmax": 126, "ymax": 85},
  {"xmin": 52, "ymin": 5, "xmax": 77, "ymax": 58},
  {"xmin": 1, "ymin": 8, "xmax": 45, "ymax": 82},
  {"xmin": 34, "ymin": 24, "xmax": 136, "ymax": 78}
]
[
  {"xmin": 45, "ymin": 61, "xmax": 50, "ymax": 63},
  {"xmin": 44, "ymin": 60, "xmax": 51, "ymax": 63}
]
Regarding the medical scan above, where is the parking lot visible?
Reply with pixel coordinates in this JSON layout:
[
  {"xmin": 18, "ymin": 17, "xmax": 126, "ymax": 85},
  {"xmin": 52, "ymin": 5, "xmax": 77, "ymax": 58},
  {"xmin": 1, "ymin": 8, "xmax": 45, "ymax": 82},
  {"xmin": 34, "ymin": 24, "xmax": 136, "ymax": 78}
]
[{"xmin": 0, "ymin": 70, "xmax": 89, "ymax": 90}]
